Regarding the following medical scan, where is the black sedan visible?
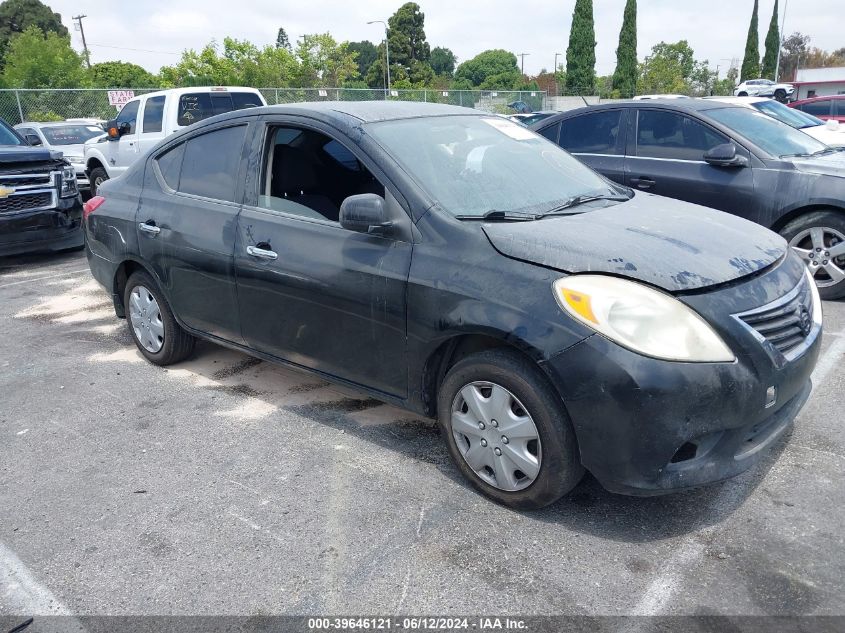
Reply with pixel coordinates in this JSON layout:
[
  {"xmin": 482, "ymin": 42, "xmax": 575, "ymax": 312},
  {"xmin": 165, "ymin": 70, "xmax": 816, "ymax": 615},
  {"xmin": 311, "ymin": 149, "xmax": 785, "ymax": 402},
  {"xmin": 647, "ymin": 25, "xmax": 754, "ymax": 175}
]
[
  {"xmin": 531, "ymin": 99, "xmax": 845, "ymax": 299},
  {"xmin": 84, "ymin": 102, "xmax": 821, "ymax": 509}
]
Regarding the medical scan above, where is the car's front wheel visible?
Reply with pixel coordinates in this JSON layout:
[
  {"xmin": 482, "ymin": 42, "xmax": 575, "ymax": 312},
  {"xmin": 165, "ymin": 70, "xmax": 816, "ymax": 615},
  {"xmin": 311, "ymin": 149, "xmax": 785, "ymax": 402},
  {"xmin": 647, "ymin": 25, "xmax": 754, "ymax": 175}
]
[
  {"xmin": 124, "ymin": 271, "xmax": 195, "ymax": 365},
  {"xmin": 781, "ymin": 210, "xmax": 845, "ymax": 299},
  {"xmin": 438, "ymin": 348, "xmax": 584, "ymax": 510},
  {"xmin": 737, "ymin": 91, "xmax": 748, "ymax": 97},
  {"xmin": 89, "ymin": 167, "xmax": 109, "ymax": 196}
]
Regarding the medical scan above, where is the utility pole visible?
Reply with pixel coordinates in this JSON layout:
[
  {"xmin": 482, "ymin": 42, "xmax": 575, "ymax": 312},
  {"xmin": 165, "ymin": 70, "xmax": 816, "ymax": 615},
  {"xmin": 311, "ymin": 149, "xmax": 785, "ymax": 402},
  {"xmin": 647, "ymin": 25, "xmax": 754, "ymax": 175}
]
[
  {"xmin": 518, "ymin": 53, "xmax": 530, "ymax": 76},
  {"xmin": 554, "ymin": 52, "xmax": 563, "ymax": 75},
  {"xmin": 72, "ymin": 14, "xmax": 91, "ymax": 69},
  {"xmin": 774, "ymin": 0, "xmax": 789, "ymax": 81}
]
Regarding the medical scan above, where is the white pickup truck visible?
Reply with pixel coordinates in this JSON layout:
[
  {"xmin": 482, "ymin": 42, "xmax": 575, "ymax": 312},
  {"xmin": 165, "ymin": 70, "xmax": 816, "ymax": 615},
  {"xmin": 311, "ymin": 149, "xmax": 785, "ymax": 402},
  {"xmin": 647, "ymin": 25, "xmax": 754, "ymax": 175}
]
[{"xmin": 84, "ymin": 87, "xmax": 266, "ymax": 195}]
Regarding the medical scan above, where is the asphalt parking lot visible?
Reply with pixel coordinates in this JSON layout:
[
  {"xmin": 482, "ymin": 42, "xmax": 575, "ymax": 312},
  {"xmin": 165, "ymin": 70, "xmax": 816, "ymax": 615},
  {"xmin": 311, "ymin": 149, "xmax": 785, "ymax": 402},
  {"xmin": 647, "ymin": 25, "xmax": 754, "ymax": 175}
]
[{"xmin": 1, "ymin": 250, "xmax": 843, "ymax": 618}]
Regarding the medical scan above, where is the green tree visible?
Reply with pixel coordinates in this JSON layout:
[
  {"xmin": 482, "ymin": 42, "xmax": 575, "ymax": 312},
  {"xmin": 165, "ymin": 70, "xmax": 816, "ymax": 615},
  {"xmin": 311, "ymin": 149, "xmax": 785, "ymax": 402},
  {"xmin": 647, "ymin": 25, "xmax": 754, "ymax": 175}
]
[
  {"xmin": 777, "ymin": 31, "xmax": 809, "ymax": 81},
  {"xmin": 0, "ymin": 0, "xmax": 67, "ymax": 62},
  {"xmin": 295, "ymin": 33, "xmax": 359, "ymax": 87},
  {"xmin": 761, "ymin": 0, "xmax": 779, "ymax": 79},
  {"xmin": 637, "ymin": 40, "xmax": 713, "ymax": 96},
  {"xmin": 430, "ymin": 46, "xmax": 456, "ymax": 76},
  {"xmin": 1, "ymin": 26, "xmax": 86, "ymax": 87},
  {"xmin": 90, "ymin": 61, "xmax": 157, "ymax": 88},
  {"xmin": 386, "ymin": 2, "xmax": 430, "ymax": 68},
  {"xmin": 740, "ymin": 0, "xmax": 760, "ymax": 81},
  {"xmin": 347, "ymin": 41, "xmax": 378, "ymax": 78},
  {"xmin": 276, "ymin": 27, "xmax": 291, "ymax": 51},
  {"xmin": 565, "ymin": 0, "xmax": 596, "ymax": 94},
  {"xmin": 453, "ymin": 49, "xmax": 521, "ymax": 89},
  {"xmin": 611, "ymin": 0, "xmax": 637, "ymax": 98}
]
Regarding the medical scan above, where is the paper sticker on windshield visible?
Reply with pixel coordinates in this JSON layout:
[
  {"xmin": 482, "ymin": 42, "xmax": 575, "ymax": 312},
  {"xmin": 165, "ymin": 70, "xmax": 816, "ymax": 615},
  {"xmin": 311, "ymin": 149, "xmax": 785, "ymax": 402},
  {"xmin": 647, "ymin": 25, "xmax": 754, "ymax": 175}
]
[{"xmin": 482, "ymin": 117, "xmax": 535, "ymax": 140}]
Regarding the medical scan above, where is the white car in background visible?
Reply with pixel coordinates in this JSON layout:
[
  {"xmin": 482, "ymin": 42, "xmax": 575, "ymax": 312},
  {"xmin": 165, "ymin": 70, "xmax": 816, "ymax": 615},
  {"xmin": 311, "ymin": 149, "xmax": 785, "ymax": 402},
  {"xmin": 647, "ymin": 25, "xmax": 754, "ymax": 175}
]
[
  {"xmin": 707, "ymin": 96, "xmax": 845, "ymax": 148},
  {"xmin": 733, "ymin": 79, "xmax": 795, "ymax": 102},
  {"xmin": 14, "ymin": 120, "xmax": 105, "ymax": 193}
]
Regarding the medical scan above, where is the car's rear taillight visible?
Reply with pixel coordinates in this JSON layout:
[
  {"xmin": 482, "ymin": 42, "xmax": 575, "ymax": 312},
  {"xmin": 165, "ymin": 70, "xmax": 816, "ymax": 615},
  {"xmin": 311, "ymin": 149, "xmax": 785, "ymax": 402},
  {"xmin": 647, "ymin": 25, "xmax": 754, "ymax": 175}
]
[{"xmin": 83, "ymin": 195, "xmax": 105, "ymax": 220}]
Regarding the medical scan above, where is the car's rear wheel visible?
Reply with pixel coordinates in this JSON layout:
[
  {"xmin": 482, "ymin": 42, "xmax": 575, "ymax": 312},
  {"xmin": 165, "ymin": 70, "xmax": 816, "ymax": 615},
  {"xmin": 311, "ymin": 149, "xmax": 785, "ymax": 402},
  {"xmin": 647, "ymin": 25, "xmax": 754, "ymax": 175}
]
[
  {"xmin": 737, "ymin": 91, "xmax": 748, "ymax": 97},
  {"xmin": 124, "ymin": 271, "xmax": 195, "ymax": 365},
  {"xmin": 780, "ymin": 211, "xmax": 845, "ymax": 299},
  {"xmin": 437, "ymin": 348, "xmax": 584, "ymax": 510},
  {"xmin": 89, "ymin": 167, "xmax": 109, "ymax": 196},
  {"xmin": 774, "ymin": 89, "xmax": 787, "ymax": 102}
]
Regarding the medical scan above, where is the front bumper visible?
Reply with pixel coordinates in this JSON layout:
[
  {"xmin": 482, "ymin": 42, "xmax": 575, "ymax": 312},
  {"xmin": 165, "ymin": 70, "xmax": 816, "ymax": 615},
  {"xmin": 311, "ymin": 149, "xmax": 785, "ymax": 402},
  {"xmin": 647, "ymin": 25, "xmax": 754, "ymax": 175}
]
[
  {"xmin": 0, "ymin": 196, "xmax": 83, "ymax": 257},
  {"xmin": 540, "ymin": 254, "xmax": 821, "ymax": 496}
]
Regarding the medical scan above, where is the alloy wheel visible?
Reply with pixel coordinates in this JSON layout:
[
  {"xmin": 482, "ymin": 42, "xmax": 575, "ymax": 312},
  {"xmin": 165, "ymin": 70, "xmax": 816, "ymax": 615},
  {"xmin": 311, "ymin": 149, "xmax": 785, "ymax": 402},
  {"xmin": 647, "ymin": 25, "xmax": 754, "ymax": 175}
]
[
  {"xmin": 451, "ymin": 381, "xmax": 542, "ymax": 492},
  {"xmin": 789, "ymin": 226, "xmax": 845, "ymax": 288},
  {"xmin": 129, "ymin": 285, "xmax": 165, "ymax": 353}
]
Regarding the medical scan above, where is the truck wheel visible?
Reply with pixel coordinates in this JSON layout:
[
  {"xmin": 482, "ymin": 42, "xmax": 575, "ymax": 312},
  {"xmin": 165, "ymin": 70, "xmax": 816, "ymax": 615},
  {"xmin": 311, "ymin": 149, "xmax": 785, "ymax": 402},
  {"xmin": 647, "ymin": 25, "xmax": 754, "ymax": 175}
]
[
  {"xmin": 781, "ymin": 210, "xmax": 845, "ymax": 300},
  {"xmin": 438, "ymin": 348, "xmax": 584, "ymax": 510},
  {"xmin": 89, "ymin": 167, "xmax": 109, "ymax": 196}
]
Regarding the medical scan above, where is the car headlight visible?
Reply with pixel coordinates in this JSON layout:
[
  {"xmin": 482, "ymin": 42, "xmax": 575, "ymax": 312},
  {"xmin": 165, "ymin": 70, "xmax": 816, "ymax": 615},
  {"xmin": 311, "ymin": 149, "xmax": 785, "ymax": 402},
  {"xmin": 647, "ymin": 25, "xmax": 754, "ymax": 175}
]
[
  {"xmin": 553, "ymin": 275, "xmax": 735, "ymax": 362},
  {"xmin": 60, "ymin": 165, "xmax": 79, "ymax": 198},
  {"xmin": 67, "ymin": 155, "xmax": 85, "ymax": 165}
]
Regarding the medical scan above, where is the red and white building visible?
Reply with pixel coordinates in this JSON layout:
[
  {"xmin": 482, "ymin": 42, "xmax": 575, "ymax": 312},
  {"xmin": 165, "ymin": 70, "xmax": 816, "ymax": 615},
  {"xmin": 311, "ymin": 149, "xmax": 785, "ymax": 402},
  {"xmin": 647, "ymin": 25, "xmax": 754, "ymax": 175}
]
[{"xmin": 790, "ymin": 67, "xmax": 845, "ymax": 100}]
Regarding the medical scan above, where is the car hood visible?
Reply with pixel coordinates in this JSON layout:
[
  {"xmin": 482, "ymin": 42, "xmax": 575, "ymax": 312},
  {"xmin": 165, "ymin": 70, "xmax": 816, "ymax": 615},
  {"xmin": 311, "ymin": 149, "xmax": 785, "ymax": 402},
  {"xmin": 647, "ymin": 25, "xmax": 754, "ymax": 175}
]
[
  {"xmin": 0, "ymin": 145, "xmax": 64, "ymax": 163},
  {"xmin": 790, "ymin": 150, "xmax": 845, "ymax": 177},
  {"xmin": 481, "ymin": 192, "xmax": 787, "ymax": 292},
  {"xmin": 49, "ymin": 143, "xmax": 86, "ymax": 159},
  {"xmin": 802, "ymin": 126, "xmax": 845, "ymax": 148}
]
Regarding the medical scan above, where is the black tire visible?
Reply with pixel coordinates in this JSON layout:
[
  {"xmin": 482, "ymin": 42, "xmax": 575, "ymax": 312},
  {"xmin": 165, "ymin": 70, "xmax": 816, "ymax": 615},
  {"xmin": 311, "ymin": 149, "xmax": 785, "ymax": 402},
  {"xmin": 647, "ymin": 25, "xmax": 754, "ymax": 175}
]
[
  {"xmin": 737, "ymin": 91, "xmax": 748, "ymax": 97},
  {"xmin": 437, "ymin": 348, "xmax": 584, "ymax": 510},
  {"xmin": 774, "ymin": 89, "xmax": 787, "ymax": 103},
  {"xmin": 89, "ymin": 167, "xmax": 109, "ymax": 196},
  {"xmin": 124, "ymin": 270, "xmax": 195, "ymax": 365},
  {"xmin": 780, "ymin": 210, "xmax": 845, "ymax": 300}
]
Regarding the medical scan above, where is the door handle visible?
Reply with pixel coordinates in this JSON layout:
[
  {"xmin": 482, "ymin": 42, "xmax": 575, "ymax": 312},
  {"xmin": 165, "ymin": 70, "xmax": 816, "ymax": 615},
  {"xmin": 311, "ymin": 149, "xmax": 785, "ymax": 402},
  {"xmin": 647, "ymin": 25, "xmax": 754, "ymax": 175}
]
[
  {"xmin": 138, "ymin": 221, "xmax": 160, "ymax": 235},
  {"xmin": 630, "ymin": 177, "xmax": 656, "ymax": 190},
  {"xmin": 247, "ymin": 245, "xmax": 278, "ymax": 261}
]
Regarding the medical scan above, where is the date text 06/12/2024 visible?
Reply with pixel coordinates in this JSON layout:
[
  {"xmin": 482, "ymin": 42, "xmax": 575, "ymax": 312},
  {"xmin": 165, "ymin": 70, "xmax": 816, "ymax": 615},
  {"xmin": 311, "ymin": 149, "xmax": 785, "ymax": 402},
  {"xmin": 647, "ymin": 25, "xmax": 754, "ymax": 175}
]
[{"xmin": 307, "ymin": 617, "xmax": 528, "ymax": 630}]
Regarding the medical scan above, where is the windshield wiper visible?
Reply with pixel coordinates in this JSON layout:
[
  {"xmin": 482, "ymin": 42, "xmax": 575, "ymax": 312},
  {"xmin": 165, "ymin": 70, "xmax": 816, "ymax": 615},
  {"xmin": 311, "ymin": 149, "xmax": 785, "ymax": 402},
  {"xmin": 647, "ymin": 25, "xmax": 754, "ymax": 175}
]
[
  {"xmin": 539, "ymin": 193, "xmax": 630, "ymax": 217},
  {"xmin": 455, "ymin": 209, "xmax": 540, "ymax": 222},
  {"xmin": 782, "ymin": 147, "xmax": 838, "ymax": 158}
]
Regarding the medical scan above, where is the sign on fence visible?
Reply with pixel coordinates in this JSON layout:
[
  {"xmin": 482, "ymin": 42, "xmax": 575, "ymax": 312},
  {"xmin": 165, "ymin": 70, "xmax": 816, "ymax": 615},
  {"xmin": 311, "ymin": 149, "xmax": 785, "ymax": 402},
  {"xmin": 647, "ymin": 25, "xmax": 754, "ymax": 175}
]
[{"xmin": 107, "ymin": 90, "xmax": 135, "ymax": 108}]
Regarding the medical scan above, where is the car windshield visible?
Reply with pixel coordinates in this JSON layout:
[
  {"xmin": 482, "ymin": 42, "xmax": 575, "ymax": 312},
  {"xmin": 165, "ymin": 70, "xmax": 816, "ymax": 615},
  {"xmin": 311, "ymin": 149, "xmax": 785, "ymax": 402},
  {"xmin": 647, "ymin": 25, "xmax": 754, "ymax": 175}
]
[
  {"xmin": 752, "ymin": 99, "xmax": 824, "ymax": 129},
  {"xmin": 367, "ymin": 115, "xmax": 620, "ymax": 218},
  {"xmin": 40, "ymin": 125, "xmax": 104, "ymax": 145},
  {"xmin": 0, "ymin": 120, "xmax": 23, "ymax": 146},
  {"xmin": 707, "ymin": 106, "xmax": 828, "ymax": 157}
]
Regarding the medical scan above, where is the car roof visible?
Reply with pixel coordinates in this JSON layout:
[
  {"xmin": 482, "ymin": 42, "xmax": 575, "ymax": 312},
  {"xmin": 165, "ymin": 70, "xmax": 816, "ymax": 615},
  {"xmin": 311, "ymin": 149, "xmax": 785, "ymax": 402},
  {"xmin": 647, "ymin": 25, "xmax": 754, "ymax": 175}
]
[
  {"xmin": 533, "ymin": 98, "xmax": 745, "ymax": 122},
  {"xmin": 16, "ymin": 121, "xmax": 99, "ymax": 127},
  {"xmin": 704, "ymin": 96, "xmax": 768, "ymax": 105},
  {"xmin": 131, "ymin": 86, "xmax": 265, "ymax": 100},
  {"xmin": 791, "ymin": 95, "xmax": 845, "ymax": 103}
]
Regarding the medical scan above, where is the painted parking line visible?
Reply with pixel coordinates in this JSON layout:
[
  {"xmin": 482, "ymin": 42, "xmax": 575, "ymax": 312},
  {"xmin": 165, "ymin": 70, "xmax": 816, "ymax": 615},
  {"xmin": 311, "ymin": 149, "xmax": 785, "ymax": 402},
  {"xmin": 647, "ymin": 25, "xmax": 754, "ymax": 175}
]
[
  {"xmin": 0, "ymin": 541, "xmax": 71, "ymax": 616},
  {"xmin": 811, "ymin": 334, "xmax": 845, "ymax": 394}
]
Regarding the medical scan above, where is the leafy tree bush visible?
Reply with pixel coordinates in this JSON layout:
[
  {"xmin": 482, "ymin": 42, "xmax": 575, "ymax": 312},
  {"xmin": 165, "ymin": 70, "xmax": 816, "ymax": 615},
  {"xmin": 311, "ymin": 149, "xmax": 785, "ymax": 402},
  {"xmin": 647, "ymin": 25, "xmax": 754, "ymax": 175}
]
[
  {"xmin": 612, "ymin": 0, "xmax": 637, "ymax": 98},
  {"xmin": 0, "ymin": 0, "xmax": 67, "ymax": 62},
  {"xmin": 740, "ymin": 0, "xmax": 761, "ymax": 81},
  {"xmin": 565, "ymin": 0, "xmax": 596, "ymax": 94}
]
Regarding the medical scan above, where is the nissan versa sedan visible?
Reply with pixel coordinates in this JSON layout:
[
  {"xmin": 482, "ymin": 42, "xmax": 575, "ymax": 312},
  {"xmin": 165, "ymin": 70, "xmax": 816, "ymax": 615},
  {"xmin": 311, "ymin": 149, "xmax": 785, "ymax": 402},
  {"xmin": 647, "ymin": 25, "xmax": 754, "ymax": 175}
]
[
  {"xmin": 84, "ymin": 102, "xmax": 822, "ymax": 509},
  {"xmin": 532, "ymin": 100, "xmax": 845, "ymax": 298}
]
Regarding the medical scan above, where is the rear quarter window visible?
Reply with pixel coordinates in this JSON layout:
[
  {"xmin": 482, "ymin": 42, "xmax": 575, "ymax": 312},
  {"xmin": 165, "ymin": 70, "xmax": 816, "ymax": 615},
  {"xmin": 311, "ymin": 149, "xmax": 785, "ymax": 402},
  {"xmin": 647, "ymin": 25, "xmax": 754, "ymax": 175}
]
[
  {"xmin": 154, "ymin": 143, "xmax": 185, "ymax": 190},
  {"xmin": 178, "ymin": 92, "xmax": 263, "ymax": 126}
]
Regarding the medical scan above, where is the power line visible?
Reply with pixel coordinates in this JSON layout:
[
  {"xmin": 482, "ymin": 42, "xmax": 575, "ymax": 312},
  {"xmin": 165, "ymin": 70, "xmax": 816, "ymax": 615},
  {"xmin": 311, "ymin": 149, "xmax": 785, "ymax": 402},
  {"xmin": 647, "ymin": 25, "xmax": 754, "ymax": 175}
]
[
  {"xmin": 87, "ymin": 43, "xmax": 182, "ymax": 56},
  {"xmin": 72, "ymin": 15, "xmax": 90, "ymax": 69}
]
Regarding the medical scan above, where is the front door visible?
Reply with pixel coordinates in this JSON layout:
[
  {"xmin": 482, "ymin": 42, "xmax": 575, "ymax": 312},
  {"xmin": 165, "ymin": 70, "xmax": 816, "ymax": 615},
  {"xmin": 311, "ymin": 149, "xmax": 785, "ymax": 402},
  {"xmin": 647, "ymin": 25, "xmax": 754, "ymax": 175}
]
[
  {"xmin": 110, "ymin": 99, "xmax": 141, "ymax": 177},
  {"xmin": 136, "ymin": 121, "xmax": 251, "ymax": 343},
  {"xmin": 234, "ymin": 119, "xmax": 412, "ymax": 397},
  {"xmin": 625, "ymin": 108, "xmax": 758, "ymax": 219}
]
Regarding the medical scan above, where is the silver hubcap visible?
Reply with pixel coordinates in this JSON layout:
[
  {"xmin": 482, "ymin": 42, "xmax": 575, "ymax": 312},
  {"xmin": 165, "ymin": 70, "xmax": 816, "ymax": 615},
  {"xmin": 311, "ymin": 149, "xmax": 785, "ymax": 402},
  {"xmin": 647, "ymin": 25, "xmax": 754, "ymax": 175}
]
[
  {"xmin": 790, "ymin": 226, "xmax": 845, "ymax": 288},
  {"xmin": 129, "ymin": 285, "xmax": 164, "ymax": 353},
  {"xmin": 451, "ymin": 381, "xmax": 542, "ymax": 492}
]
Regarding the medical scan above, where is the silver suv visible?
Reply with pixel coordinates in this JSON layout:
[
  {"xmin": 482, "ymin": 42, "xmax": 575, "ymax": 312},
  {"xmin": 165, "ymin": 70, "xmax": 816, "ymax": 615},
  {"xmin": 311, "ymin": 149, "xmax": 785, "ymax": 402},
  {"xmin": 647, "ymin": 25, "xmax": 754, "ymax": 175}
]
[{"xmin": 734, "ymin": 79, "xmax": 795, "ymax": 102}]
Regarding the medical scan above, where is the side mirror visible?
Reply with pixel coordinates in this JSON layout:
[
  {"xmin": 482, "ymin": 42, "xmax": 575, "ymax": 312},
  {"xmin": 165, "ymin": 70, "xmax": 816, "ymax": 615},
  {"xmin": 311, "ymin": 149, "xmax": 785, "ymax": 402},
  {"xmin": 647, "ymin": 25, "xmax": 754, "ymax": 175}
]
[
  {"xmin": 25, "ymin": 134, "xmax": 42, "ymax": 146},
  {"xmin": 704, "ymin": 143, "xmax": 747, "ymax": 168},
  {"xmin": 106, "ymin": 120, "xmax": 130, "ymax": 140},
  {"xmin": 339, "ymin": 194, "xmax": 391, "ymax": 235}
]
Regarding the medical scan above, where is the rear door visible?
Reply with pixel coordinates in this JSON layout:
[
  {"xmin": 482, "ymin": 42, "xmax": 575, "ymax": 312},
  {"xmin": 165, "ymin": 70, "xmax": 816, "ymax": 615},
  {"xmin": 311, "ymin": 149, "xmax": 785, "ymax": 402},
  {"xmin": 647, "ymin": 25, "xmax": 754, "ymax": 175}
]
[
  {"xmin": 625, "ymin": 108, "xmax": 758, "ymax": 217},
  {"xmin": 555, "ymin": 109, "xmax": 628, "ymax": 184},
  {"xmin": 136, "ymin": 120, "xmax": 252, "ymax": 343}
]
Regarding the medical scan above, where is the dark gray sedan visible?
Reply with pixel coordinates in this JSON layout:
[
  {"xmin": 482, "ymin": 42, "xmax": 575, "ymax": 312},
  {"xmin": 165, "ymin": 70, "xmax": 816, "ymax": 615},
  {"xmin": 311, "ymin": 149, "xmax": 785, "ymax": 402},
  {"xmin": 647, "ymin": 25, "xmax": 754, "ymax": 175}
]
[{"xmin": 532, "ymin": 100, "xmax": 845, "ymax": 298}]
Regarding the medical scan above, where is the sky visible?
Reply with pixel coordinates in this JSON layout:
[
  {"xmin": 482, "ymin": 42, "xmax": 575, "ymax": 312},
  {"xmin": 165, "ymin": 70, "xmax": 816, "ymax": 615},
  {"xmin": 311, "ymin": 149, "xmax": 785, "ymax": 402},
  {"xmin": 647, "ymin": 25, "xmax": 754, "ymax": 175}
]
[{"xmin": 47, "ymin": 0, "xmax": 843, "ymax": 79}]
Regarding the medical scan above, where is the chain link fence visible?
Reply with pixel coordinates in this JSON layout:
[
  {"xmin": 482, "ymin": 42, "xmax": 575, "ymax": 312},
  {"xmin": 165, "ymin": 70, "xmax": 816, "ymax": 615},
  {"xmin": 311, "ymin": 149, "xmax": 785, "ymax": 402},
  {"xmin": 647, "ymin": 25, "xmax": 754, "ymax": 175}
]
[{"xmin": 0, "ymin": 88, "xmax": 547, "ymax": 125}]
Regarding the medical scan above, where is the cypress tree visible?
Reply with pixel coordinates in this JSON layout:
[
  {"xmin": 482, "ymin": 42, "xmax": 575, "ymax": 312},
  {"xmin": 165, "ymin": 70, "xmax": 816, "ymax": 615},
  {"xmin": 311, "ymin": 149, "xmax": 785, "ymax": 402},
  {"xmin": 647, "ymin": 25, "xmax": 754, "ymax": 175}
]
[
  {"xmin": 565, "ymin": 0, "xmax": 596, "ymax": 94},
  {"xmin": 761, "ymin": 0, "xmax": 780, "ymax": 79},
  {"xmin": 611, "ymin": 0, "xmax": 637, "ymax": 98},
  {"xmin": 740, "ymin": 0, "xmax": 760, "ymax": 81}
]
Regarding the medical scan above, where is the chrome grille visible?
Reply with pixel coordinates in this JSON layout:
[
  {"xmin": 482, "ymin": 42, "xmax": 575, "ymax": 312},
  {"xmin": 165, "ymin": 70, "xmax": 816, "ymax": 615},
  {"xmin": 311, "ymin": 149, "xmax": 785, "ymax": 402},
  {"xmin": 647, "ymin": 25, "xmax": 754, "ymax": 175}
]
[
  {"xmin": 738, "ymin": 278, "xmax": 813, "ymax": 355},
  {"xmin": 0, "ymin": 192, "xmax": 53, "ymax": 214},
  {"xmin": 0, "ymin": 173, "xmax": 53, "ymax": 188}
]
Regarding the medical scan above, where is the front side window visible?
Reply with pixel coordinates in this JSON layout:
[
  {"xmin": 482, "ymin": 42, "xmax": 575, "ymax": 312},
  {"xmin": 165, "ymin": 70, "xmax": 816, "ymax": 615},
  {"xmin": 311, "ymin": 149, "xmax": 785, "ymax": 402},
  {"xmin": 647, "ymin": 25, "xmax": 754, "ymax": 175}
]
[
  {"xmin": 258, "ymin": 126, "xmax": 384, "ymax": 222},
  {"xmin": 636, "ymin": 110, "xmax": 727, "ymax": 160},
  {"xmin": 707, "ymin": 106, "xmax": 828, "ymax": 157},
  {"xmin": 142, "ymin": 96, "xmax": 165, "ymax": 134},
  {"xmin": 368, "ymin": 115, "xmax": 617, "ymax": 219},
  {"xmin": 115, "ymin": 100, "xmax": 140, "ymax": 134},
  {"xmin": 560, "ymin": 110, "xmax": 623, "ymax": 155},
  {"xmin": 178, "ymin": 125, "xmax": 247, "ymax": 202}
]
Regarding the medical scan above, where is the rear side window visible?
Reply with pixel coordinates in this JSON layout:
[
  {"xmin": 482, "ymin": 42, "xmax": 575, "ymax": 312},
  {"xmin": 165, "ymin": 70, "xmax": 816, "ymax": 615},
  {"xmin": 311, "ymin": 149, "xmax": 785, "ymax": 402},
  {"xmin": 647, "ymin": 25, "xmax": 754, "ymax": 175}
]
[
  {"xmin": 178, "ymin": 125, "xmax": 247, "ymax": 202},
  {"xmin": 178, "ymin": 92, "xmax": 262, "ymax": 126},
  {"xmin": 560, "ymin": 110, "xmax": 623, "ymax": 155},
  {"xmin": 538, "ymin": 122, "xmax": 560, "ymax": 143},
  {"xmin": 155, "ymin": 143, "xmax": 185, "ymax": 190},
  {"xmin": 142, "ymin": 96, "xmax": 165, "ymax": 134},
  {"xmin": 800, "ymin": 100, "xmax": 832, "ymax": 117},
  {"xmin": 636, "ymin": 110, "xmax": 727, "ymax": 161}
]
